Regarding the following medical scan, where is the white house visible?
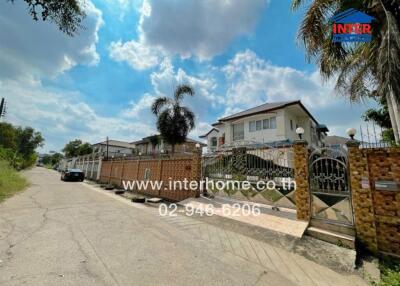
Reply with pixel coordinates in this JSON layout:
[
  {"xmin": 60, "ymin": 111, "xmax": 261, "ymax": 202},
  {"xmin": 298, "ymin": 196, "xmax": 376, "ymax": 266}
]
[
  {"xmin": 200, "ymin": 100, "xmax": 328, "ymax": 152},
  {"xmin": 92, "ymin": 140, "xmax": 136, "ymax": 158}
]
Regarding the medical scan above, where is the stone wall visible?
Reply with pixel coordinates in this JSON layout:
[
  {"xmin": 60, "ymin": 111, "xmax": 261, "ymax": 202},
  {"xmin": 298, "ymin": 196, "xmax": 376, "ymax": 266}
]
[
  {"xmin": 99, "ymin": 151, "xmax": 201, "ymax": 201},
  {"xmin": 346, "ymin": 143, "xmax": 400, "ymax": 255},
  {"xmin": 293, "ymin": 140, "xmax": 310, "ymax": 221}
]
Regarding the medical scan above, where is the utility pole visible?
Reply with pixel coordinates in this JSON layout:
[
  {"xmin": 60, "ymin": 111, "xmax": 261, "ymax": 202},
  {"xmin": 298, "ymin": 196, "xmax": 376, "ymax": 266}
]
[{"xmin": 0, "ymin": 98, "xmax": 5, "ymax": 119}]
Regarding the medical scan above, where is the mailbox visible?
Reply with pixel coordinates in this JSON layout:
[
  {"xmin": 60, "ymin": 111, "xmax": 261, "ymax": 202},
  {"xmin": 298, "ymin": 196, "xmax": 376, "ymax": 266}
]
[{"xmin": 375, "ymin": 180, "xmax": 399, "ymax": 192}]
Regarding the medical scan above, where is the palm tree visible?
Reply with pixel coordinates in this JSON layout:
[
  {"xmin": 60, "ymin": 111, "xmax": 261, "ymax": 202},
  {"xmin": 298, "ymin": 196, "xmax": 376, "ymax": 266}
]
[
  {"xmin": 151, "ymin": 85, "xmax": 196, "ymax": 154},
  {"xmin": 148, "ymin": 134, "xmax": 161, "ymax": 157},
  {"xmin": 292, "ymin": 0, "xmax": 400, "ymax": 143}
]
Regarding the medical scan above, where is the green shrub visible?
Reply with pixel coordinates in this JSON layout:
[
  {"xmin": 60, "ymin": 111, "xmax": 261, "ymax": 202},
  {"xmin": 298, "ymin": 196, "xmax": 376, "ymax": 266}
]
[
  {"xmin": 0, "ymin": 160, "xmax": 28, "ymax": 202},
  {"xmin": 374, "ymin": 258, "xmax": 400, "ymax": 286}
]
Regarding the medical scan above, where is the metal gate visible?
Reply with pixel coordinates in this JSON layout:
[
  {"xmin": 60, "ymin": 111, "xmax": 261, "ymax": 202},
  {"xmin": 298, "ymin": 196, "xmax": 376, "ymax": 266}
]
[
  {"xmin": 309, "ymin": 147, "xmax": 354, "ymax": 225},
  {"xmin": 202, "ymin": 144, "xmax": 297, "ymax": 209}
]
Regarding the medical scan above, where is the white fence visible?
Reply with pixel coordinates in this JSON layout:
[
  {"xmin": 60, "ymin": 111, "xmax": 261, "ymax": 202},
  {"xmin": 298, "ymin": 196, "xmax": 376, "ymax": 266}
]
[{"xmin": 60, "ymin": 154, "xmax": 102, "ymax": 181}]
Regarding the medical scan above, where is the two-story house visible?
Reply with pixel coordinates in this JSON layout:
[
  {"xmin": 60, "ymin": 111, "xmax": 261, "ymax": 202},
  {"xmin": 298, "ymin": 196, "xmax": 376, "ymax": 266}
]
[
  {"xmin": 92, "ymin": 140, "xmax": 136, "ymax": 158},
  {"xmin": 200, "ymin": 100, "xmax": 328, "ymax": 152},
  {"xmin": 132, "ymin": 135, "xmax": 206, "ymax": 155}
]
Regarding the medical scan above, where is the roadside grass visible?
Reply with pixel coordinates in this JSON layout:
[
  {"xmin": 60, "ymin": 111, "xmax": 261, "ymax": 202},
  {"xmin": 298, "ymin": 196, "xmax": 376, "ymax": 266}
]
[
  {"xmin": 373, "ymin": 257, "xmax": 400, "ymax": 286},
  {"xmin": 0, "ymin": 160, "xmax": 28, "ymax": 203}
]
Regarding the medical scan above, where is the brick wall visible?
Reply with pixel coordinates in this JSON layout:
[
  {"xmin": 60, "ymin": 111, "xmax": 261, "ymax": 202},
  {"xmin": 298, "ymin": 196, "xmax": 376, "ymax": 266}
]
[
  {"xmin": 293, "ymin": 140, "xmax": 310, "ymax": 221},
  {"xmin": 365, "ymin": 148, "xmax": 400, "ymax": 255},
  {"xmin": 347, "ymin": 142, "xmax": 400, "ymax": 255},
  {"xmin": 99, "ymin": 151, "xmax": 201, "ymax": 201}
]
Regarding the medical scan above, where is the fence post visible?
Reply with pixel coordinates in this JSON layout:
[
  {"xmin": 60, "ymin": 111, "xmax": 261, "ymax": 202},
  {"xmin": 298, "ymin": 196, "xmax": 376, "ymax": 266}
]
[
  {"xmin": 191, "ymin": 148, "xmax": 202, "ymax": 197},
  {"xmin": 293, "ymin": 140, "xmax": 310, "ymax": 221},
  {"xmin": 346, "ymin": 140, "xmax": 378, "ymax": 253}
]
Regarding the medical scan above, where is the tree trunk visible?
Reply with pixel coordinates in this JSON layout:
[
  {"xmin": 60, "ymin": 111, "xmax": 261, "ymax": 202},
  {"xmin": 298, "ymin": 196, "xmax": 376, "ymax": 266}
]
[
  {"xmin": 386, "ymin": 92, "xmax": 400, "ymax": 143},
  {"xmin": 171, "ymin": 144, "xmax": 175, "ymax": 155}
]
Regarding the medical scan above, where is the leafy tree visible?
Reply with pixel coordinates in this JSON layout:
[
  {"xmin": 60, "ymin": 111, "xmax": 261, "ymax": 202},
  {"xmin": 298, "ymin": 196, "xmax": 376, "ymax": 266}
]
[
  {"xmin": 50, "ymin": 152, "xmax": 64, "ymax": 165},
  {"xmin": 0, "ymin": 122, "xmax": 17, "ymax": 149},
  {"xmin": 0, "ymin": 123, "xmax": 44, "ymax": 169},
  {"xmin": 363, "ymin": 95, "xmax": 395, "ymax": 142},
  {"xmin": 292, "ymin": 0, "xmax": 400, "ymax": 143},
  {"xmin": 151, "ymin": 85, "xmax": 195, "ymax": 154},
  {"xmin": 9, "ymin": 0, "xmax": 85, "ymax": 36},
  {"xmin": 78, "ymin": 143, "xmax": 93, "ymax": 156},
  {"xmin": 62, "ymin": 139, "xmax": 82, "ymax": 157},
  {"xmin": 62, "ymin": 139, "xmax": 93, "ymax": 157},
  {"xmin": 15, "ymin": 127, "xmax": 44, "ymax": 159}
]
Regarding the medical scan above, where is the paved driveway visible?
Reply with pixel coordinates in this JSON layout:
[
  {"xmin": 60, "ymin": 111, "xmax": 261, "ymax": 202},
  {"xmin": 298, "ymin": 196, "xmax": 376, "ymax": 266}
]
[{"xmin": 0, "ymin": 168, "xmax": 365, "ymax": 286}]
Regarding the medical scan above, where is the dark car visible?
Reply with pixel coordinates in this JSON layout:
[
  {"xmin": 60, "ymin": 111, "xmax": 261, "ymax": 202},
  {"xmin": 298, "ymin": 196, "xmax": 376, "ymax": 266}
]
[{"xmin": 61, "ymin": 168, "xmax": 85, "ymax": 182}]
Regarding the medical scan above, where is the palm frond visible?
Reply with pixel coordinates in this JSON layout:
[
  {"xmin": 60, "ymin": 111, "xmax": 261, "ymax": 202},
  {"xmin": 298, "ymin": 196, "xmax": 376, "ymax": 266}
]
[
  {"xmin": 174, "ymin": 84, "xmax": 195, "ymax": 102},
  {"xmin": 151, "ymin": 97, "xmax": 171, "ymax": 115},
  {"xmin": 180, "ymin": 107, "xmax": 196, "ymax": 130}
]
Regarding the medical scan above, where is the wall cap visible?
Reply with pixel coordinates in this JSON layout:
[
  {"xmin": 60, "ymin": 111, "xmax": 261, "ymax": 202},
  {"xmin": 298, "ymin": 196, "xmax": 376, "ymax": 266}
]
[
  {"xmin": 293, "ymin": 139, "xmax": 308, "ymax": 146},
  {"xmin": 345, "ymin": 140, "xmax": 360, "ymax": 147}
]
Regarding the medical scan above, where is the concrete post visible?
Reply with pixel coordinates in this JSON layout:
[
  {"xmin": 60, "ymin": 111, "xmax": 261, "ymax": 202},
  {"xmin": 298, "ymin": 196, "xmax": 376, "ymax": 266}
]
[
  {"xmin": 293, "ymin": 140, "xmax": 310, "ymax": 221},
  {"xmin": 191, "ymin": 148, "xmax": 202, "ymax": 197},
  {"xmin": 346, "ymin": 140, "xmax": 378, "ymax": 253}
]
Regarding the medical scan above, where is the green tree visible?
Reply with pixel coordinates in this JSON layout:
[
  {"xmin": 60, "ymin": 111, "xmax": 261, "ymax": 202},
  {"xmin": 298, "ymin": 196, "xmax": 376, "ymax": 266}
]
[
  {"xmin": 0, "ymin": 123, "xmax": 44, "ymax": 169},
  {"xmin": 151, "ymin": 85, "xmax": 195, "ymax": 154},
  {"xmin": 292, "ymin": 0, "xmax": 400, "ymax": 143},
  {"xmin": 62, "ymin": 139, "xmax": 93, "ymax": 157},
  {"xmin": 77, "ymin": 143, "xmax": 93, "ymax": 156},
  {"xmin": 9, "ymin": 0, "xmax": 85, "ymax": 36},
  {"xmin": 15, "ymin": 127, "xmax": 44, "ymax": 159},
  {"xmin": 50, "ymin": 152, "xmax": 64, "ymax": 165},
  {"xmin": 0, "ymin": 122, "xmax": 17, "ymax": 149},
  {"xmin": 363, "ymin": 94, "xmax": 395, "ymax": 143}
]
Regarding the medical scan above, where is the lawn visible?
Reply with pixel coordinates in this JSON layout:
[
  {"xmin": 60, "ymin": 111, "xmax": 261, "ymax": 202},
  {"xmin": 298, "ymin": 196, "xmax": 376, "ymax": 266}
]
[{"xmin": 0, "ymin": 160, "xmax": 28, "ymax": 202}]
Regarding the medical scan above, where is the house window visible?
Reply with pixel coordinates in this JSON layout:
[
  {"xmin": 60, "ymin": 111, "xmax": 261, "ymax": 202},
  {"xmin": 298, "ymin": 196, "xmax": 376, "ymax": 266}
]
[
  {"xmin": 249, "ymin": 121, "xmax": 256, "ymax": 132},
  {"xmin": 256, "ymin": 120, "xmax": 262, "ymax": 130},
  {"xmin": 290, "ymin": 119, "xmax": 293, "ymax": 130},
  {"xmin": 210, "ymin": 137, "xmax": 217, "ymax": 147},
  {"xmin": 270, "ymin": 117, "xmax": 276, "ymax": 129},
  {"xmin": 233, "ymin": 123, "xmax": 244, "ymax": 141},
  {"xmin": 263, "ymin": 117, "xmax": 276, "ymax": 129},
  {"xmin": 263, "ymin": 119, "xmax": 269, "ymax": 129}
]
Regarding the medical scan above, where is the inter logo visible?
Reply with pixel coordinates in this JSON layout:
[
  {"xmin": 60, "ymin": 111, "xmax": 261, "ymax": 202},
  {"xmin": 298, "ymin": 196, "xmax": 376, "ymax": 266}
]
[{"xmin": 331, "ymin": 8, "xmax": 375, "ymax": 43}]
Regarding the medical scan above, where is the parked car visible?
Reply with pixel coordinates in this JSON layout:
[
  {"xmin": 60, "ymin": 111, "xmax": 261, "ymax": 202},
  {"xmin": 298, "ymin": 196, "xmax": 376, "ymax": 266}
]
[{"xmin": 61, "ymin": 168, "xmax": 84, "ymax": 182}]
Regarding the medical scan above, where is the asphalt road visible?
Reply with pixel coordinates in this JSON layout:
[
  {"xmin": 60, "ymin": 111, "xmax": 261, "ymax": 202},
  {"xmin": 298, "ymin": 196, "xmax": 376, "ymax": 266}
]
[{"xmin": 0, "ymin": 167, "xmax": 295, "ymax": 286}]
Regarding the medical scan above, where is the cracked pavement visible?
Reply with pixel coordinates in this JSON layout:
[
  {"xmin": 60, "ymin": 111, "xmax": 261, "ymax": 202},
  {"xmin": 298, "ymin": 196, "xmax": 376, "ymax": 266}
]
[{"xmin": 0, "ymin": 168, "xmax": 296, "ymax": 286}]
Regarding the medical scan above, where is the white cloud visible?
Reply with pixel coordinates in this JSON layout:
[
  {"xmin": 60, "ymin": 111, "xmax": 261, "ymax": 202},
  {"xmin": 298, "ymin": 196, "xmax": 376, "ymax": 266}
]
[
  {"xmin": 140, "ymin": 0, "xmax": 268, "ymax": 60},
  {"xmin": 1, "ymin": 79, "xmax": 154, "ymax": 152},
  {"xmin": 0, "ymin": 0, "xmax": 103, "ymax": 80},
  {"xmin": 221, "ymin": 50, "xmax": 336, "ymax": 111},
  {"xmin": 109, "ymin": 40, "xmax": 164, "ymax": 70},
  {"xmin": 108, "ymin": 0, "xmax": 268, "ymax": 69},
  {"xmin": 122, "ymin": 93, "xmax": 156, "ymax": 118}
]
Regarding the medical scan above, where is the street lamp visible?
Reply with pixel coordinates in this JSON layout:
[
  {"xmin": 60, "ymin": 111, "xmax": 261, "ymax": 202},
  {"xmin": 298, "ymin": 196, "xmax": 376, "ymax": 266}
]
[
  {"xmin": 295, "ymin": 127, "xmax": 305, "ymax": 140},
  {"xmin": 346, "ymin": 128, "xmax": 356, "ymax": 140}
]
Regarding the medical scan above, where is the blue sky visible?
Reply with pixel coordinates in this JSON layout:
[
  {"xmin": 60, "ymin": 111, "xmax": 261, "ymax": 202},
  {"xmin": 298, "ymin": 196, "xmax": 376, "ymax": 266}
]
[{"xmin": 0, "ymin": 0, "xmax": 375, "ymax": 152}]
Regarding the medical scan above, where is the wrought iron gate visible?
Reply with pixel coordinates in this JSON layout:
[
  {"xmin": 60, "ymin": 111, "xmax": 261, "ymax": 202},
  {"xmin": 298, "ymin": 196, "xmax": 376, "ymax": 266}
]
[
  {"xmin": 309, "ymin": 147, "xmax": 354, "ymax": 225},
  {"xmin": 202, "ymin": 144, "xmax": 297, "ymax": 209}
]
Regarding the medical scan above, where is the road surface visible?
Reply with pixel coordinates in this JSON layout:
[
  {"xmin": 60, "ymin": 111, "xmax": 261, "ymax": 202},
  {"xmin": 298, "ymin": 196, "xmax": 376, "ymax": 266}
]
[{"xmin": 0, "ymin": 168, "xmax": 365, "ymax": 286}]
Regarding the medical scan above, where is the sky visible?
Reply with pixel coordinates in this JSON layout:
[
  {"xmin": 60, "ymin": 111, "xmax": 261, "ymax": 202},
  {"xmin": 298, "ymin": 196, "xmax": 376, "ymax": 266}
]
[{"xmin": 0, "ymin": 0, "xmax": 376, "ymax": 152}]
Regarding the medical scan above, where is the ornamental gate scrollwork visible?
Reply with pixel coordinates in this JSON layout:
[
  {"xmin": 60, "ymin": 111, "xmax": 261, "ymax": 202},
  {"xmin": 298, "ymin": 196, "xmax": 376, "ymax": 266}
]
[{"xmin": 309, "ymin": 147, "xmax": 354, "ymax": 225}]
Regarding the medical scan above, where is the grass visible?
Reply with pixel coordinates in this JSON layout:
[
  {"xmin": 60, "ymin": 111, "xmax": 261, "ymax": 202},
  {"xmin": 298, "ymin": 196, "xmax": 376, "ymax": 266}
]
[
  {"xmin": 0, "ymin": 160, "xmax": 28, "ymax": 203},
  {"xmin": 372, "ymin": 257, "xmax": 400, "ymax": 286}
]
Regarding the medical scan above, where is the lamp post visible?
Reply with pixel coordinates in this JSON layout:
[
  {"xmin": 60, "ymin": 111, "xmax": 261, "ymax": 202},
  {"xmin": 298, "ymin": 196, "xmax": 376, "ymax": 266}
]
[
  {"xmin": 295, "ymin": 127, "xmax": 305, "ymax": 140},
  {"xmin": 346, "ymin": 128, "xmax": 356, "ymax": 140}
]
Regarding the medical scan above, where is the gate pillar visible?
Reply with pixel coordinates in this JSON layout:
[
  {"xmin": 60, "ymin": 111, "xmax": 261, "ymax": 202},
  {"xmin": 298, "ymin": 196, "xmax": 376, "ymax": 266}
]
[
  {"xmin": 293, "ymin": 140, "xmax": 310, "ymax": 221},
  {"xmin": 346, "ymin": 140, "xmax": 378, "ymax": 253}
]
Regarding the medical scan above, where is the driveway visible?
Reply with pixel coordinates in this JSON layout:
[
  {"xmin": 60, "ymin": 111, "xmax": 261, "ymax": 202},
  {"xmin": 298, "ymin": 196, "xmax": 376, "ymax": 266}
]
[{"xmin": 0, "ymin": 168, "xmax": 366, "ymax": 286}]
